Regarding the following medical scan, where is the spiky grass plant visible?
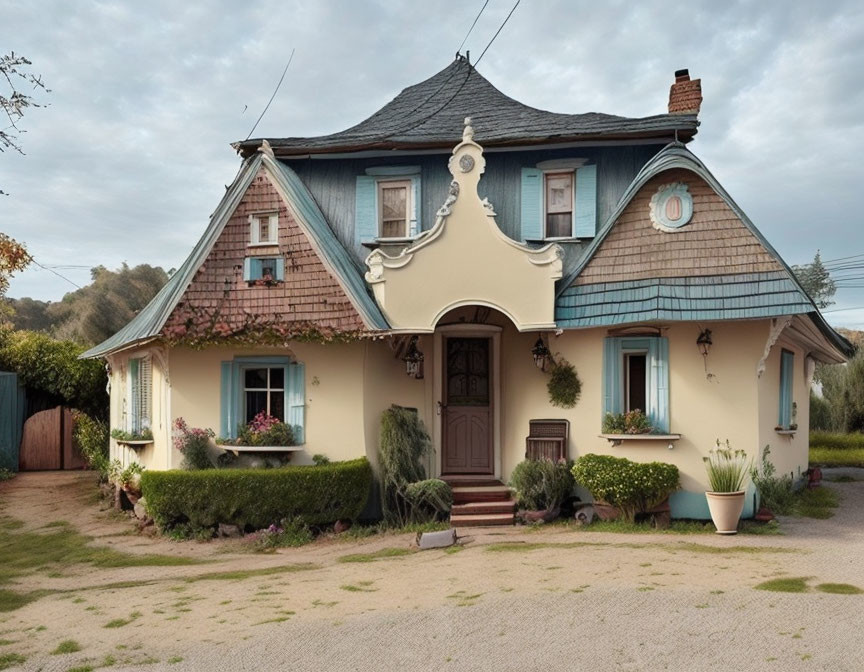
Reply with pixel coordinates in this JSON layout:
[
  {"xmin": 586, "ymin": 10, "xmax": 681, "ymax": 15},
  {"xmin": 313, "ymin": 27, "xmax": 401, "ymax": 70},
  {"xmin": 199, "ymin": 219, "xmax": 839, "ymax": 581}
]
[{"xmin": 704, "ymin": 440, "xmax": 750, "ymax": 493}]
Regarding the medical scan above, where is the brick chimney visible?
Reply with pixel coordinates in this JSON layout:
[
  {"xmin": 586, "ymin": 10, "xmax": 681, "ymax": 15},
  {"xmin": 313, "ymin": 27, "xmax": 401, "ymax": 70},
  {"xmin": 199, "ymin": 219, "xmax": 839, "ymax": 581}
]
[{"xmin": 668, "ymin": 69, "xmax": 702, "ymax": 115}]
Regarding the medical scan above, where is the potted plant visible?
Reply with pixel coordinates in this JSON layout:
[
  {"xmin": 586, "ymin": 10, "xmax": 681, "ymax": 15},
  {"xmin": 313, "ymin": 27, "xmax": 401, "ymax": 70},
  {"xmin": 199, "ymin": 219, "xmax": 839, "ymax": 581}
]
[{"xmin": 703, "ymin": 440, "xmax": 750, "ymax": 534}]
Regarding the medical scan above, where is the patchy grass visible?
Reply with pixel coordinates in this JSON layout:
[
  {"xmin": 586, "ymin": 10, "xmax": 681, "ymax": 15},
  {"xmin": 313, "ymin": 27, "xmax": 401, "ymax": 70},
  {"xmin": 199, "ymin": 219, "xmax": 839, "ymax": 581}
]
[
  {"xmin": 795, "ymin": 487, "xmax": 840, "ymax": 519},
  {"xmin": 816, "ymin": 583, "xmax": 863, "ymax": 595},
  {"xmin": 67, "ymin": 666, "xmax": 94, "ymax": 672},
  {"xmin": 755, "ymin": 577, "xmax": 811, "ymax": 593},
  {"xmin": 51, "ymin": 639, "xmax": 82, "ymax": 654},
  {"xmin": 0, "ymin": 588, "xmax": 46, "ymax": 613},
  {"xmin": 104, "ymin": 611, "xmax": 142, "ymax": 628},
  {"xmin": 809, "ymin": 448, "xmax": 864, "ymax": 468},
  {"xmin": 340, "ymin": 581, "xmax": 378, "ymax": 593},
  {"xmin": 556, "ymin": 518, "xmax": 780, "ymax": 536},
  {"xmin": 168, "ymin": 657, "xmax": 184, "ymax": 664},
  {"xmin": 186, "ymin": 564, "xmax": 318, "ymax": 582},
  {"xmin": 338, "ymin": 521, "xmax": 450, "ymax": 541},
  {"xmin": 0, "ymin": 653, "xmax": 26, "ymax": 670},
  {"xmin": 826, "ymin": 474, "xmax": 860, "ymax": 483},
  {"xmin": 485, "ymin": 540, "xmax": 794, "ymax": 555},
  {"xmin": 337, "ymin": 547, "xmax": 416, "ymax": 563}
]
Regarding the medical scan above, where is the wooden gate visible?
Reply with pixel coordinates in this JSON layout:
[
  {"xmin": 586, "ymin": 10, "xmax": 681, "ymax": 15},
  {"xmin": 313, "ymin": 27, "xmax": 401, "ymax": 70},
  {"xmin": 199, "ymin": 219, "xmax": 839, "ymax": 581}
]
[{"xmin": 18, "ymin": 407, "xmax": 84, "ymax": 471}]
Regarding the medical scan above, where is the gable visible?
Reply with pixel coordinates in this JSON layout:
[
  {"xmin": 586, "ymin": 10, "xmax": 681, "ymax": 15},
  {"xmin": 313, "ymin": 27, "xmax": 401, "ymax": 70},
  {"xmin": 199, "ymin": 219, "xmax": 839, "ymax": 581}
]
[
  {"xmin": 162, "ymin": 167, "xmax": 370, "ymax": 342},
  {"xmin": 556, "ymin": 150, "xmax": 816, "ymax": 328}
]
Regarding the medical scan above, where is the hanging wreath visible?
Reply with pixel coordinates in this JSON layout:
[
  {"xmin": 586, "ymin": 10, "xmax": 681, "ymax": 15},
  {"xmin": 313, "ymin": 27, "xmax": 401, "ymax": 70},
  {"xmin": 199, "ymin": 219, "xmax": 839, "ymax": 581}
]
[{"xmin": 547, "ymin": 358, "xmax": 582, "ymax": 408}]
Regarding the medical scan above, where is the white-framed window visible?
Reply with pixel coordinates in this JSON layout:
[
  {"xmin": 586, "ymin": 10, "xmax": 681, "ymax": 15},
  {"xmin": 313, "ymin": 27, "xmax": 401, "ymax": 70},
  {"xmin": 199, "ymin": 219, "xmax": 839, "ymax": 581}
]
[
  {"xmin": 128, "ymin": 356, "xmax": 152, "ymax": 434},
  {"xmin": 544, "ymin": 171, "xmax": 575, "ymax": 239},
  {"xmin": 249, "ymin": 212, "xmax": 279, "ymax": 246},
  {"xmin": 377, "ymin": 179, "xmax": 412, "ymax": 239},
  {"xmin": 242, "ymin": 366, "xmax": 285, "ymax": 424}
]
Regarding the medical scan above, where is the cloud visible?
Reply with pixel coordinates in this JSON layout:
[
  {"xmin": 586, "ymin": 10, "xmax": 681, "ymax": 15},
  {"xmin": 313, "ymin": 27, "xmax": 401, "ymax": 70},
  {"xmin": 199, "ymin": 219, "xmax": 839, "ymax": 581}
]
[{"xmin": 2, "ymin": 0, "xmax": 863, "ymax": 325}]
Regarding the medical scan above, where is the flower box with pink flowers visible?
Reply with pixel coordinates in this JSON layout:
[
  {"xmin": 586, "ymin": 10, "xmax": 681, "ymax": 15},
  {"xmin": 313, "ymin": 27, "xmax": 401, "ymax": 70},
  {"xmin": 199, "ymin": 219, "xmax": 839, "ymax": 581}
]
[{"xmin": 216, "ymin": 411, "xmax": 300, "ymax": 454}]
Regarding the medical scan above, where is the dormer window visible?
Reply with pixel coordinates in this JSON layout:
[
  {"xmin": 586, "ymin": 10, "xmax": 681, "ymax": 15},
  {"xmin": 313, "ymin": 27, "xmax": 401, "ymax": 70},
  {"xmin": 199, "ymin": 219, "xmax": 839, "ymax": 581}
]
[
  {"xmin": 545, "ymin": 172, "xmax": 574, "ymax": 238},
  {"xmin": 378, "ymin": 179, "xmax": 412, "ymax": 239},
  {"xmin": 249, "ymin": 212, "xmax": 278, "ymax": 246}
]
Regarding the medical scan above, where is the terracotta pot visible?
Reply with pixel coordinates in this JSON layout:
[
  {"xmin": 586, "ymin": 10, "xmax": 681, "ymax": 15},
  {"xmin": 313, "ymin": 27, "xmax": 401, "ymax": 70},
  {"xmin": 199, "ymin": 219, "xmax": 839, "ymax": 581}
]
[
  {"xmin": 705, "ymin": 491, "xmax": 746, "ymax": 534},
  {"xmin": 593, "ymin": 501, "xmax": 621, "ymax": 521}
]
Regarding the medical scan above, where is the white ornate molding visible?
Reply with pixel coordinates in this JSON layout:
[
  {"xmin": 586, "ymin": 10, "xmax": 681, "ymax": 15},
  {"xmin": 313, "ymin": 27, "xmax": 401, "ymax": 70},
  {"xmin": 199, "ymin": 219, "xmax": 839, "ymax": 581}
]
[
  {"xmin": 757, "ymin": 316, "xmax": 792, "ymax": 378},
  {"xmin": 150, "ymin": 346, "xmax": 171, "ymax": 388}
]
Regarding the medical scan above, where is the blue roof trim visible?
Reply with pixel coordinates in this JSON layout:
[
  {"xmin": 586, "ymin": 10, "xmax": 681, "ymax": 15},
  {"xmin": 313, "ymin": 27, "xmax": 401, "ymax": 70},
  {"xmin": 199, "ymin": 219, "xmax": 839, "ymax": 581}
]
[
  {"xmin": 265, "ymin": 158, "xmax": 388, "ymax": 331},
  {"xmin": 83, "ymin": 153, "xmax": 388, "ymax": 359}
]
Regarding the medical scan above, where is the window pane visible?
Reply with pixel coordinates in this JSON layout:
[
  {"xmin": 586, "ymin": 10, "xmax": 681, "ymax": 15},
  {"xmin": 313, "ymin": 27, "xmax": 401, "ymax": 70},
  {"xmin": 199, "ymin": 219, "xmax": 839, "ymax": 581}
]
[
  {"xmin": 269, "ymin": 391, "xmax": 285, "ymax": 421},
  {"xmin": 381, "ymin": 220, "xmax": 406, "ymax": 238},
  {"xmin": 269, "ymin": 367, "xmax": 284, "ymax": 389},
  {"xmin": 245, "ymin": 368, "xmax": 267, "ymax": 389},
  {"xmin": 260, "ymin": 260, "xmax": 276, "ymax": 279},
  {"xmin": 546, "ymin": 213, "xmax": 571, "ymax": 238},
  {"xmin": 245, "ymin": 390, "xmax": 267, "ymax": 423},
  {"xmin": 259, "ymin": 219, "xmax": 269, "ymax": 242},
  {"xmin": 546, "ymin": 174, "xmax": 573, "ymax": 214},
  {"xmin": 381, "ymin": 186, "xmax": 407, "ymax": 221},
  {"xmin": 626, "ymin": 354, "xmax": 647, "ymax": 413}
]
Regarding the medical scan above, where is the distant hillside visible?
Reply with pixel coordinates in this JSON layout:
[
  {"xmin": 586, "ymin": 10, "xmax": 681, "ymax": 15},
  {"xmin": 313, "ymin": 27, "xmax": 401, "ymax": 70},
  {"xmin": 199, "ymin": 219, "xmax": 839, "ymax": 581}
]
[{"xmin": 836, "ymin": 328, "xmax": 864, "ymax": 348}]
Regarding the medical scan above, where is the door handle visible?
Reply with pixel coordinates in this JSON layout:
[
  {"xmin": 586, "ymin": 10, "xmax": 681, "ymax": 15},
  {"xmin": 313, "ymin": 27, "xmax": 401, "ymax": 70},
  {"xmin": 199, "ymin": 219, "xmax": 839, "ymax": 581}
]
[{"xmin": 437, "ymin": 401, "xmax": 446, "ymax": 416}]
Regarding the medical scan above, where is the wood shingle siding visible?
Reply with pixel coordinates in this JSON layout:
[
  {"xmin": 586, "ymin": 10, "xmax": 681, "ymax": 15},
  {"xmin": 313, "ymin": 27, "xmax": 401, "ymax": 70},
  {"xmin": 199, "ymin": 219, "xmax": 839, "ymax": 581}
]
[{"xmin": 162, "ymin": 168, "xmax": 369, "ymax": 339}]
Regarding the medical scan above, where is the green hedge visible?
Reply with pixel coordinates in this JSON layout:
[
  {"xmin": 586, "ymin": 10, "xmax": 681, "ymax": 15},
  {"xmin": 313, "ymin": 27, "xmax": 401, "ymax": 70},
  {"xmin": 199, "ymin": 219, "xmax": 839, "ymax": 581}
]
[
  {"xmin": 141, "ymin": 458, "xmax": 372, "ymax": 531},
  {"xmin": 810, "ymin": 431, "xmax": 864, "ymax": 451}
]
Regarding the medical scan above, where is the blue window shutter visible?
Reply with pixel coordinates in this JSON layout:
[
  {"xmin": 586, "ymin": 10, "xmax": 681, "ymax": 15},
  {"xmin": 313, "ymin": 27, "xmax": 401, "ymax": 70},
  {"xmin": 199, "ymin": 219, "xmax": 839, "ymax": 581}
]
[
  {"xmin": 274, "ymin": 257, "xmax": 285, "ymax": 282},
  {"xmin": 287, "ymin": 361, "xmax": 306, "ymax": 444},
  {"xmin": 355, "ymin": 175, "xmax": 378, "ymax": 244},
  {"xmin": 220, "ymin": 361, "xmax": 234, "ymax": 438},
  {"xmin": 646, "ymin": 337, "xmax": 670, "ymax": 433},
  {"xmin": 779, "ymin": 350, "xmax": 794, "ymax": 428},
  {"xmin": 243, "ymin": 258, "xmax": 253, "ymax": 281},
  {"xmin": 520, "ymin": 168, "xmax": 543, "ymax": 241},
  {"xmin": 410, "ymin": 177, "xmax": 421, "ymax": 236},
  {"xmin": 575, "ymin": 164, "xmax": 597, "ymax": 238},
  {"xmin": 602, "ymin": 338, "xmax": 622, "ymax": 418},
  {"xmin": 129, "ymin": 358, "xmax": 140, "ymax": 433}
]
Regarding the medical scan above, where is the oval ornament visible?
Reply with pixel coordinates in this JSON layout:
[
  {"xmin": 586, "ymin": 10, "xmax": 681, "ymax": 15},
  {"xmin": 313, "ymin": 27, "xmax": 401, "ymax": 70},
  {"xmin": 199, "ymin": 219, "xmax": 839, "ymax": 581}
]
[
  {"xmin": 458, "ymin": 154, "xmax": 475, "ymax": 173},
  {"xmin": 650, "ymin": 182, "xmax": 693, "ymax": 232}
]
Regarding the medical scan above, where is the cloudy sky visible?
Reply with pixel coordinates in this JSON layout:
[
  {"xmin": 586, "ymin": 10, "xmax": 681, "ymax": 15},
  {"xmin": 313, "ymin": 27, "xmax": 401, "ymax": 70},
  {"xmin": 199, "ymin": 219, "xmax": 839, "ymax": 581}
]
[{"xmin": 2, "ymin": 0, "xmax": 864, "ymax": 326}]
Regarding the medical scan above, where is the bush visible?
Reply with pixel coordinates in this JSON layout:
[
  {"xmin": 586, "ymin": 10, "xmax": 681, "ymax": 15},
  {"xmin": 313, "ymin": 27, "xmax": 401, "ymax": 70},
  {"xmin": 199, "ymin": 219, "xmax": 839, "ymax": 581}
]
[
  {"xmin": 508, "ymin": 458, "xmax": 574, "ymax": 511},
  {"xmin": 403, "ymin": 479, "xmax": 452, "ymax": 520},
  {"xmin": 750, "ymin": 445, "xmax": 796, "ymax": 514},
  {"xmin": 141, "ymin": 458, "xmax": 372, "ymax": 533},
  {"xmin": 72, "ymin": 410, "xmax": 110, "ymax": 479},
  {"xmin": 602, "ymin": 410, "xmax": 652, "ymax": 434},
  {"xmin": 809, "ymin": 391, "xmax": 833, "ymax": 432},
  {"xmin": 172, "ymin": 418, "xmax": 214, "ymax": 470},
  {"xmin": 246, "ymin": 518, "xmax": 314, "ymax": 551},
  {"xmin": 572, "ymin": 454, "xmax": 679, "ymax": 522}
]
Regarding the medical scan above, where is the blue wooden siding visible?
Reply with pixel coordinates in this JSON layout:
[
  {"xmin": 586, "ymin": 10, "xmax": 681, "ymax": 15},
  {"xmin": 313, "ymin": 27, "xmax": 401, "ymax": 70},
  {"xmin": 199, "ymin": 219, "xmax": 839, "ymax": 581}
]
[
  {"xmin": 519, "ymin": 168, "xmax": 543, "ymax": 240},
  {"xmin": 0, "ymin": 372, "xmax": 26, "ymax": 471},
  {"xmin": 557, "ymin": 272, "xmax": 814, "ymax": 328},
  {"xmin": 779, "ymin": 349, "xmax": 795, "ymax": 428},
  {"xmin": 285, "ymin": 144, "xmax": 661, "ymax": 270},
  {"xmin": 574, "ymin": 164, "xmax": 598, "ymax": 238}
]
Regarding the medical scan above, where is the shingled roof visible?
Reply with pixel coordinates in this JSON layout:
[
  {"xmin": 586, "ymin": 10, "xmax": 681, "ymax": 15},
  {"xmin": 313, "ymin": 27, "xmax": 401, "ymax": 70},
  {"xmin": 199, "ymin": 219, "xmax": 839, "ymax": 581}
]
[{"xmin": 235, "ymin": 56, "xmax": 699, "ymax": 157}]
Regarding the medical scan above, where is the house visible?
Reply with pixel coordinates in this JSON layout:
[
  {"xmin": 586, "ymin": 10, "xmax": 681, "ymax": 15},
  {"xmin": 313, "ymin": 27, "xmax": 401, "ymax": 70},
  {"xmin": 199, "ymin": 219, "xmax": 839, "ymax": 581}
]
[{"xmin": 83, "ymin": 56, "xmax": 852, "ymax": 525}]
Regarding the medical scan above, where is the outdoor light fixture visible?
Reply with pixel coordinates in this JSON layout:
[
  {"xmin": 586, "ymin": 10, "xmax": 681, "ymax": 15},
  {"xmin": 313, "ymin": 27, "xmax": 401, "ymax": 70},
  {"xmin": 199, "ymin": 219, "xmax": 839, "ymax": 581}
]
[
  {"xmin": 402, "ymin": 336, "xmax": 424, "ymax": 379},
  {"xmin": 696, "ymin": 329, "xmax": 713, "ymax": 357},
  {"xmin": 532, "ymin": 336, "xmax": 551, "ymax": 371}
]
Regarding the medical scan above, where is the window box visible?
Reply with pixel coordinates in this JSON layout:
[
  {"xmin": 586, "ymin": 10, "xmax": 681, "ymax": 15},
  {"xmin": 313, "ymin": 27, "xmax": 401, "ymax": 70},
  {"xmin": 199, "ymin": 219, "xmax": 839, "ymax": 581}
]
[
  {"xmin": 775, "ymin": 429, "xmax": 797, "ymax": 437},
  {"xmin": 599, "ymin": 433, "xmax": 682, "ymax": 447},
  {"xmin": 218, "ymin": 445, "xmax": 304, "ymax": 457},
  {"xmin": 243, "ymin": 257, "xmax": 284, "ymax": 285},
  {"xmin": 114, "ymin": 439, "xmax": 154, "ymax": 449}
]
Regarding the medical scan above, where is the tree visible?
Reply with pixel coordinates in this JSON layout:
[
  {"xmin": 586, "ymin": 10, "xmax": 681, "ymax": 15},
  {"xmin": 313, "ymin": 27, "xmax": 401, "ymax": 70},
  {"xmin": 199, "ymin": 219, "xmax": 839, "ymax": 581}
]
[
  {"xmin": 0, "ymin": 232, "xmax": 31, "ymax": 307},
  {"xmin": 792, "ymin": 251, "xmax": 836, "ymax": 309},
  {"xmin": 1, "ymin": 52, "xmax": 49, "ymax": 195}
]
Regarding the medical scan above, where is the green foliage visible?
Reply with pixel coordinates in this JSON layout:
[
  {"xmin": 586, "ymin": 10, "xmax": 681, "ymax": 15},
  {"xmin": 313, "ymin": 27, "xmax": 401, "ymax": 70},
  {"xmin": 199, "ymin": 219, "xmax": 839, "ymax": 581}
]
[
  {"xmin": 378, "ymin": 406, "xmax": 449, "ymax": 526},
  {"xmin": 72, "ymin": 411, "xmax": 110, "ymax": 480},
  {"xmin": 110, "ymin": 428, "xmax": 153, "ymax": 442},
  {"xmin": 172, "ymin": 419, "xmax": 214, "ymax": 470},
  {"xmin": 795, "ymin": 486, "xmax": 839, "ymax": 519},
  {"xmin": 703, "ymin": 440, "xmax": 750, "ymax": 492},
  {"xmin": 141, "ymin": 458, "xmax": 372, "ymax": 533},
  {"xmin": 247, "ymin": 517, "xmax": 314, "ymax": 551},
  {"xmin": 0, "ymin": 652, "xmax": 26, "ymax": 670},
  {"xmin": 547, "ymin": 359, "xmax": 581, "ymax": 408},
  {"xmin": 5, "ymin": 264, "xmax": 170, "ymax": 346},
  {"xmin": 791, "ymin": 251, "xmax": 836, "ymax": 309},
  {"xmin": 0, "ymin": 469, "xmax": 14, "ymax": 482},
  {"xmin": 235, "ymin": 422, "xmax": 293, "ymax": 447},
  {"xmin": 818, "ymin": 354, "xmax": 864, "ymax": 433},
  {"xmin": 755, "ymin": 576, "xmax": 810, "ymax": 593},
  {"xmin": 0, "ymin": 328, "xmax": 108, "ymax": 418},
  {"xmin": 403, "ymin": 479, "xmax": 453, "ymax": 520},
  {"xmin": 51, "ymin": 640, "xmax": 81, "ymax": 655},
  {"xmin": 602, "ymin": 410, "xmax": 653, "ymax": 434},
  {"xmin": 108, "ymin": 461, "xmax": 144, "ymax": 492},
  {"xmin": 809, "ymin": 391, "xmax": 833, "ymax": 431},
  {"xmin": 809, "ymin": 447, "xmax": 864, "ymax": 467},
  {"xmin": 572, "ymin": 454, "xmax": 680, "ymax": 522},
  {"xmin": 750, "ymin": 445, "xmax": 796, "ymax": 514},
  {"xmin": 312, "ymin": 454, "xmax": 330, "ymax": 466},
  {"xmin": 810, "ymin": 431, "xmax": 864, "ymax": 450},
  {"xmin": 508, "ymin": 458, "xmax": 574, "ymax": 511}
]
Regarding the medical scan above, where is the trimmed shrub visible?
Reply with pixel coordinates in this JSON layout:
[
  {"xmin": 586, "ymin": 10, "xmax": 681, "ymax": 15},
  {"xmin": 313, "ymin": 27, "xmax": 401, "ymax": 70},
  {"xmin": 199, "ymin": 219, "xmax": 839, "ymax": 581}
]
[
  {"xmin": 403, "ymin": 479, "xmax": 452, "ymax": 521},
  {"xmin": 141, "ymin": 458, "xmax": 372, "ymax": 533},
  {"xmin": 509, "ymin": 458, "xmax": 574, "ymax": 511},
  {"xmin": 572, "ymin": 454, "xmax": 679, "ymax": 522}
]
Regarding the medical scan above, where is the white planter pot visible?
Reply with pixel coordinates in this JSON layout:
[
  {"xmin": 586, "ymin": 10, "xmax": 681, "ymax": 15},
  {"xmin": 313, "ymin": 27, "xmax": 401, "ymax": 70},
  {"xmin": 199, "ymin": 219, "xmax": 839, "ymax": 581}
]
[{"xmin": 705, "ymin": 491, "xmax": 746, "ymax": 534}]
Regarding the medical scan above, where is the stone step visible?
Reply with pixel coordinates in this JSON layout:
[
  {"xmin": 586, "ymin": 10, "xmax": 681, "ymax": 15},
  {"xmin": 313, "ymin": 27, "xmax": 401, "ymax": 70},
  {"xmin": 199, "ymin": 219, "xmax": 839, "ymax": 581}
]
[
  {"xmin": 451, "ymin": 484, "xmax": 512, "ymax": 504},
  {"xmin": 451, "ymin": 499, "xmax": 517, "ymax": 516},
  {"xmin": 450, "ymin": 512, "xmax": 515, "ymax": 527}
]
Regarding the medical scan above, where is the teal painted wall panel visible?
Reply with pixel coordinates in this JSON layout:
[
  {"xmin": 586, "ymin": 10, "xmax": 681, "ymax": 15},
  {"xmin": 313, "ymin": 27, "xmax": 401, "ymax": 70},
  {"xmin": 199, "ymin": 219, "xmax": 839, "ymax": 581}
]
[
  {"xmin": 354, "ymin": 175, "xmax": 377, "ymax": 244},
  {"xmin": 520, "ymin": 167, "xmax": 543, "ymax": 241},
  {"xmin": 0, "ymin": 372, "xmax": 25, "ymax": 472},
  {"xmin": 574, "ymin": 164, "xmax": 597, "ymax": 237},
  {"xmin": 670, "ymin": 487, "xmax": 756, "ymax": 521}
]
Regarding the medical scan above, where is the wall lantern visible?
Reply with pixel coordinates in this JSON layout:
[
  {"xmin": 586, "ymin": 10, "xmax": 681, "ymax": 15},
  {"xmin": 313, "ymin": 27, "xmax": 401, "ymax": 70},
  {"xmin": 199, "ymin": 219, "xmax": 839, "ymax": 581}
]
[
  {"xmin": 531, "ymin": 336, "xmax": 552, "ymax": 372},
  {"xmin": 696, "ymin": 329, "xmax": 713, "ymax": 357},
  {"xmin": 402, "ymin": 336, "xmax": 424, "ymax": 379}
]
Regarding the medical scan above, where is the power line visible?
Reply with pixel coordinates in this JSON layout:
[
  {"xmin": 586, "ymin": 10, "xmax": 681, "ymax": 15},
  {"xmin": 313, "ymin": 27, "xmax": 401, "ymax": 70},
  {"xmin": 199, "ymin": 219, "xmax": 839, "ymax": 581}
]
[
  {"xmin": 823, "ymin": 306, "xmax": 864, "ymax": 313},
  {"xmin": 30, "ymin": 258, "xmax": 83, "ymax": 290},
  {"xmin": 245, "ymin": 48, "xmax": 295, "ymax": 141},
  {"xmin": 474, "ymin": 0, "xmax": 520, "ymax": 67},
  {"xmin": 457, "ymin": 0, "xmax": 490, "ymax": 55}
]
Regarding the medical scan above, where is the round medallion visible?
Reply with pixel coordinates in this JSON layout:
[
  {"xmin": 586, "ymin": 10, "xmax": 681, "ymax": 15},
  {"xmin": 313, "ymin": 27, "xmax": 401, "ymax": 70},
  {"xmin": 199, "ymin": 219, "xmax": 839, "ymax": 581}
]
[
  {"xmin": 458, "ymin": 154, "xmax": 475, "ymax": 173},
  {"xmin": 649, "ymin": 182, "xmax": 693, "ymax": 232}
]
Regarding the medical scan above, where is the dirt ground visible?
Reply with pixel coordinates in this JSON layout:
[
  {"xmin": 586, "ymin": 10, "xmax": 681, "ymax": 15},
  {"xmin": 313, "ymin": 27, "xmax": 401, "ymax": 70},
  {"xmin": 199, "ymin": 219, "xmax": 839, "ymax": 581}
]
[{"xmin": 1, "ymin": 471, "xmax": 863, "ymax": 672}]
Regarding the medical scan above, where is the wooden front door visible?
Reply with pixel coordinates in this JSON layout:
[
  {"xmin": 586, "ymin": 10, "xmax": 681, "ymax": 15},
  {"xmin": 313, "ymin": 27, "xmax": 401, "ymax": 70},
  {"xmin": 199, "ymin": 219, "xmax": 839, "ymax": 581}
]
[{"xmin": 442, "ymin": 337, "xmax": 493, "ymax": 475}]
